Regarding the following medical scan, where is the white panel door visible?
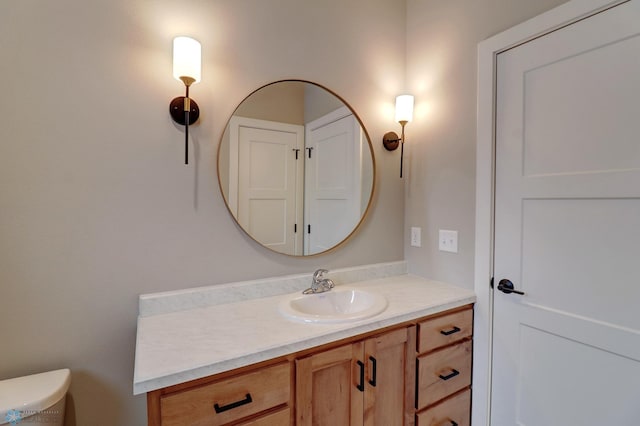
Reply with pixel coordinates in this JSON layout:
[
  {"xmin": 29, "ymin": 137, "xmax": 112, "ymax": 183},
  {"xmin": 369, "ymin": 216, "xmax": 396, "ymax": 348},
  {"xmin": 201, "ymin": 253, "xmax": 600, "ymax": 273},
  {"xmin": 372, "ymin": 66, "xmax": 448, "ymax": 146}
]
[
  {"xmin": 304, "ymin": 107, "xmax": 362, "ymax": 255},
  {"xmin": 493, "ymin": 2, "xmax": 640, "ymax": 425},
  {"xmin": 236, "ymin": 119, "xmax": 304, "ymax": 255}
]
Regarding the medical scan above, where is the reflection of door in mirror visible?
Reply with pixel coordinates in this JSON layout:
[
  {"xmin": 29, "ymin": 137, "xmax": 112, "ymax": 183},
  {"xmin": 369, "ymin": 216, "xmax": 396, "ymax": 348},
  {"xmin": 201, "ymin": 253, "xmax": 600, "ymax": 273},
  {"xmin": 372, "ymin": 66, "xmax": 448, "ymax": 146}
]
[
  {"xmin": 304, "ymin": 107, "xmax": 363, "ymax": 255},
  {"xmin": 228, "ymin": 117, "xmax": 304, "ymax": 255}
]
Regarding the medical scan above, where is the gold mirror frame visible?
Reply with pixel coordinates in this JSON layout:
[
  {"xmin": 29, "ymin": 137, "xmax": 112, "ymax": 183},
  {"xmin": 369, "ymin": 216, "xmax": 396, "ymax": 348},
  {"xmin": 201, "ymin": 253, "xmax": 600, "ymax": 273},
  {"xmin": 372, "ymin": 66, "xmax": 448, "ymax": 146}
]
[{"xmin": 217, "ymin": 79, "xmax": 376, "ymax": 256}]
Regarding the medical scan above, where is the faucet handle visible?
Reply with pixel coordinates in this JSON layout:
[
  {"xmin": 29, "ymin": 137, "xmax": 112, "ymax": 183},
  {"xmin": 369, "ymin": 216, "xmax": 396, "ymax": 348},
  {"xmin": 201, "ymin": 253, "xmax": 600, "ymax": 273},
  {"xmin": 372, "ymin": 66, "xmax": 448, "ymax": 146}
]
[{"xmin": 313, "ymin": 269, "xmax": 329, "ymax": 281}]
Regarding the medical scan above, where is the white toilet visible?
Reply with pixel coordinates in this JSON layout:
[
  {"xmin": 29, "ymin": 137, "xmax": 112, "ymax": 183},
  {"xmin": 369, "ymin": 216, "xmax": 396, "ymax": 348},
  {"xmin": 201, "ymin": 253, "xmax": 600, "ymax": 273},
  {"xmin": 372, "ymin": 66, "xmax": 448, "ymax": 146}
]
[{"xmin": 0, "ymin": 369, "xmax": 70, "ymax": 426}]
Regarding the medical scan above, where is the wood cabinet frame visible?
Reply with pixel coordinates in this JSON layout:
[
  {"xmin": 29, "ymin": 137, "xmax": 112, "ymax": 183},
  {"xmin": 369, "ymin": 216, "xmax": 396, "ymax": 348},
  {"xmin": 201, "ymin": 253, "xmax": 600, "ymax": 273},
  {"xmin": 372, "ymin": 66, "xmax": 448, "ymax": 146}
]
[{"xmin": 146, "ymin": 304, "xmax": 473, "ymax": 426}]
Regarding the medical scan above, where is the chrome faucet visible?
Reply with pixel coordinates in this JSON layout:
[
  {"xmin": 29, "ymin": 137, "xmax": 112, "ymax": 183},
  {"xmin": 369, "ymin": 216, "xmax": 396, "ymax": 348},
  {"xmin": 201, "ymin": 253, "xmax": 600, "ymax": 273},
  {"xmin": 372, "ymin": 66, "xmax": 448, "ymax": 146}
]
[{"xmin": 303, "ymin": 269, "xmax": 335, "ymax": 294}]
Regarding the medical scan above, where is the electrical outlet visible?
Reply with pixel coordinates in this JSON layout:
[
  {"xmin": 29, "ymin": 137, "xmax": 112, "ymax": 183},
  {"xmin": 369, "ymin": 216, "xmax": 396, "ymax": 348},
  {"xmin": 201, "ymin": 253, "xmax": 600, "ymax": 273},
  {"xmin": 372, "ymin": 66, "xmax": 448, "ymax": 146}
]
[
  {"xmin": 410, "ymin": 227, "xmax": 422, "ymax": 247},
  {"xmin": 438, "ymin": 230, "xmax": 458, "ymax": 253}
]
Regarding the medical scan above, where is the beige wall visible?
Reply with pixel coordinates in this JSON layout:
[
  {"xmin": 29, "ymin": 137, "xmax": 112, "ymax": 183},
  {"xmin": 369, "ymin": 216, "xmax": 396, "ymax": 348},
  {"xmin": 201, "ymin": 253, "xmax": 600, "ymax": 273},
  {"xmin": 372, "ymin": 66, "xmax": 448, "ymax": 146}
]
[
  {"xmin": 0, "ymin": 1, "xmax": 405, "ymax": 425},
  {"xmin": 234, "ymin": 81, "xmax": 305, "ymax": 124},
  {"xmin": 303, "ymin": 83, "xmax": 345, "ymax": 123},
  {"xmin": 404, "ymin": 0, "xmax": 569, "ymax": 289}
]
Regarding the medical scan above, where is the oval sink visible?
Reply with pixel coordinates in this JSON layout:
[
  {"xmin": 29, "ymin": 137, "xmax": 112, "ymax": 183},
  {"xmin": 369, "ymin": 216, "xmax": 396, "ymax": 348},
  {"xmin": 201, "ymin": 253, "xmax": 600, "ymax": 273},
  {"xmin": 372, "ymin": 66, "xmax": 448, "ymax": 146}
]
[{"xmin": 278, "ymin": 288, "xmax": 388, "ymax": 323}]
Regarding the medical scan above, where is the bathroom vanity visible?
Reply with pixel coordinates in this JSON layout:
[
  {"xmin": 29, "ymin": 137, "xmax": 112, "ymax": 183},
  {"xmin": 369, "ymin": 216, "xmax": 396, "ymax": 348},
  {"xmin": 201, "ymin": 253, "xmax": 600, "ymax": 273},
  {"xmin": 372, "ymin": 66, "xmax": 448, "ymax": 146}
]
[{"xmin": 133, "ymin": 262, "xmax": 475, "ymax": 425}]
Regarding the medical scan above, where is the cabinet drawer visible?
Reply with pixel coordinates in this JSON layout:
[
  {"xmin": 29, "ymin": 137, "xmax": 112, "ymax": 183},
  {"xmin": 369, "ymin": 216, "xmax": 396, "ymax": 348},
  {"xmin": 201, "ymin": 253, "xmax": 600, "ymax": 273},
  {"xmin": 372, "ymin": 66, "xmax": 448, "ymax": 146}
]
[
  {"xmin": 160, "ymin": 362, "xmax": 291, "ymax": 426},
  {"xmin": 417, "ymin": 340, "xmax": 471, "ymax": 409},
  {"xmin": 418, "ymin": 308, "xmax": 472, "ymax": 354},
  {"xmin": 237, "ymin": 407, "xmax": 290, "ymax": 426},
  {"xmin": 416, "ymin": 389, "xmax": 470, "ymax": 426}
]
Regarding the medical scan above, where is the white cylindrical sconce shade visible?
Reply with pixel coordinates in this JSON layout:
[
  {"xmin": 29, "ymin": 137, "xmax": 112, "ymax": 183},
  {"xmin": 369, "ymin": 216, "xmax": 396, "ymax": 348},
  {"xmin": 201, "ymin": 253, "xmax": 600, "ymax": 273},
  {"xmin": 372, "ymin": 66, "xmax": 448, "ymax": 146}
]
[
  {"xmin": 173, "ymin": 36, "xmax": 201, "ymax": 83},
  {"xmin": 395, "ymin": 95, "xmax": 414, "ymax": 123}
]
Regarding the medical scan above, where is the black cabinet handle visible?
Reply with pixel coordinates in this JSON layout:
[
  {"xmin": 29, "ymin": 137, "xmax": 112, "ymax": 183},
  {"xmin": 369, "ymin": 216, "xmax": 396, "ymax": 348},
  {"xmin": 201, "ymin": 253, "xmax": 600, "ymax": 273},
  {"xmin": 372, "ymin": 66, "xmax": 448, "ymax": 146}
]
[
  {"xmin": 438, "ymin": 369, "xmax": 460, "ymax": 381},
  {"xmin": 440, "ymin": 326, "xmax": 461, "ymax": 336},
  {"xmin": 357, "ymin": 360, "xmax": 365, "ymax": 392},
  {"xmin": 450, "ymin": 421, "xmax": 458, "ymax": 426},
  {"xmin": 368, "ymin": 356, "xmax": 377, "ymax": 387},
  {"xmin": 213, "ymin": 393, "xmax": 253, "ymax": 413}
]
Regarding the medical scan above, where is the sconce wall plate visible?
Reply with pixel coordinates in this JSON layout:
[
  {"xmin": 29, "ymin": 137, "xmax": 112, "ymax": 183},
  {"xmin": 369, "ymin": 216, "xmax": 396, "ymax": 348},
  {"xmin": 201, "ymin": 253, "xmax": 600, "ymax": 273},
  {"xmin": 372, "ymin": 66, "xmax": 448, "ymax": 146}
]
[
  {"xmin": 382, "ymin": 131, "xmax": 400, "ymax": 151},
  {"xmin": 170, "ymin": 96, "xmax": 200, "ymax": 125}
]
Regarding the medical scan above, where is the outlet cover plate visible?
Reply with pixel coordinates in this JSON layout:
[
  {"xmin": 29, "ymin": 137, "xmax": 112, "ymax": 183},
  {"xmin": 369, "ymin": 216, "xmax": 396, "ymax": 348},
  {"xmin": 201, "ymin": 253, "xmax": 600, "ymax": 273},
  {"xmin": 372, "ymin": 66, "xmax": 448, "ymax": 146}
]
[
  {"xmin": 410, "ymin": 227, "xmax": 421, "ymax": 247},
  {"xmin": 439, "ymin": 230, "xmax": 458, "ymax": 253}
]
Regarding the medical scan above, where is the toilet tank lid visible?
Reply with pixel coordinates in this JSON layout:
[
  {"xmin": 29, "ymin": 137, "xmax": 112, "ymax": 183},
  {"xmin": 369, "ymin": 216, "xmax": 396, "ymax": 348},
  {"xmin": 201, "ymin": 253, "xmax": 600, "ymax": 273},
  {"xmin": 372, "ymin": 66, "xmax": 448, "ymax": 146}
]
[{"xmin": 0, "ymin": 369, "xmax": 70, "ymax": 423}]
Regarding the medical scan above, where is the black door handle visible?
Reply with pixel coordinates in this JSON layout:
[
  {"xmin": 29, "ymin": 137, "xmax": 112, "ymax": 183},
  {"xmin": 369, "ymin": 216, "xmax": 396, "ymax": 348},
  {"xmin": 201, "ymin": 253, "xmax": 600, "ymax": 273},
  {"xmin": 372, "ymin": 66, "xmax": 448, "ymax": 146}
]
[{"xmin": 497, "ymin": 279, "xmax": 525, "ymax": 295}]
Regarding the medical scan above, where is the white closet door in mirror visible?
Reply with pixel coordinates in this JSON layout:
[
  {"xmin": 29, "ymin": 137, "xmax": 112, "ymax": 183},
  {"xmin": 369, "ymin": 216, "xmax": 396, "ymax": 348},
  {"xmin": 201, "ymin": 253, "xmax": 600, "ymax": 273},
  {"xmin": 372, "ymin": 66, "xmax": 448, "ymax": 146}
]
[
  {"xmin": 304, "ymin": 107, "xmax": 362, "ymax": 255},
  {"xmin": 236, "ymin": 117, "xmax": 304, "ymax": 255}
]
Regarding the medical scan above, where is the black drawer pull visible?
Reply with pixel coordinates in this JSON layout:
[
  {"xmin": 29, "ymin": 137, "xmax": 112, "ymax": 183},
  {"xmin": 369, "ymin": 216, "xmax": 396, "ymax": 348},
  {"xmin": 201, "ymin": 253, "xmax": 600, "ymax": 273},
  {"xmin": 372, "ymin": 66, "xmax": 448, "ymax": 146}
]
[
  {"xmin": 450, "ymin": 421, "xmax": 458, "ymax": 426},
  {"xmin": 357, "ymin": 360, "xmax": 365, "ymax": 392},
  {"xmin": 213, "ymin": 393, "xmax": 253, "ymax": 413},
  {"xmin": 438, "ymin": 369, "xmax": 460, "ymax": 381},
  {"xmin": 440, "ymin": 326, "xmax": 461, "ymax": 336}
]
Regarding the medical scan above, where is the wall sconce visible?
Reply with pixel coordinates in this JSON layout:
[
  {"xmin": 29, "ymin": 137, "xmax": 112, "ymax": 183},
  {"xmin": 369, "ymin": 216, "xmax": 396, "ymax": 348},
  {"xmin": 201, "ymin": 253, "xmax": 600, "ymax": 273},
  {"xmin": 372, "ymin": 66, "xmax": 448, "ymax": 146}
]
[
  {"xmin": 169, "ymin": 36, "xmax": 201, "ymax": 165},
  {"xmin": 383, "ymin": 95, "xmax": 414, "ymax": 178}
]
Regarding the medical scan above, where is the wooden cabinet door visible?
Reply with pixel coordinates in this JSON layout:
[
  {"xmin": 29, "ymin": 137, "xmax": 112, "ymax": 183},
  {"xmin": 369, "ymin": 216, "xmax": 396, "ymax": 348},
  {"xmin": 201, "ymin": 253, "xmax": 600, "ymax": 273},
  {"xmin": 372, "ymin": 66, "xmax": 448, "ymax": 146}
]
[
  {"xmin": 296, "ymin": 342, "xmax": 364, "ymax": 426},
  {"xmin": 295, "ymin": 327, "xmax": 416, "ymax": 426},
  {"xmin": 363, "ymin": 327, "xmax": 415, "ymax": 426}
]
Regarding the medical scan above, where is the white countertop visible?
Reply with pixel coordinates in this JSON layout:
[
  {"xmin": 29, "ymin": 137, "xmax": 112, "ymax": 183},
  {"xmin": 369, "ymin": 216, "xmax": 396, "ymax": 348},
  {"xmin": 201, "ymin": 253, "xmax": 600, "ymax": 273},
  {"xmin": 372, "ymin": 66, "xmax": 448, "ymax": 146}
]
[{"xmin": 133, "ymin": 266, "xmax": 475, "ymax": 395}]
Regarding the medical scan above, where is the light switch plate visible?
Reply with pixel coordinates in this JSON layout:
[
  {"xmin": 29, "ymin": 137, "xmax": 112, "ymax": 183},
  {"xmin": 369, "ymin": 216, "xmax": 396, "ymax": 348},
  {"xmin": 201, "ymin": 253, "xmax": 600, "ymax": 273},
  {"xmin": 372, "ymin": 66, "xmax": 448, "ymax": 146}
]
[
  {"xmin": 438, "ymin": 230, "xmax": 458, "ymax": 253},
  {"xmin": 410, "ymin": 227, "xmax": 421, "ymax": 247}
]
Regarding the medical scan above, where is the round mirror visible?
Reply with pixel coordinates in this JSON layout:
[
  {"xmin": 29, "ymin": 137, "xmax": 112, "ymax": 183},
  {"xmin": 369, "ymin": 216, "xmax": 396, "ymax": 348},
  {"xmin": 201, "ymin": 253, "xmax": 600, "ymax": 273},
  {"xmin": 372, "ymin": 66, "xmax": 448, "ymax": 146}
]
[{"xmin": 218, "ymin": 80, "xmax": 375, "ymax": 256}]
